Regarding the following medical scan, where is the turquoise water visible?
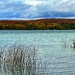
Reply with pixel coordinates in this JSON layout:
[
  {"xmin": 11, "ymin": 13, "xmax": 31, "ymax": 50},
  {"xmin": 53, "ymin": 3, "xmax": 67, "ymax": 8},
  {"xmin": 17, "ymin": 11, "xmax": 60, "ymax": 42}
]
[
  {"xmin": 0, "ymin": 30, "xmax": 75, "ymax": 57},
  {"xmin": 0, "ymin": 30, "xmax": 75, "ymax": 75}
]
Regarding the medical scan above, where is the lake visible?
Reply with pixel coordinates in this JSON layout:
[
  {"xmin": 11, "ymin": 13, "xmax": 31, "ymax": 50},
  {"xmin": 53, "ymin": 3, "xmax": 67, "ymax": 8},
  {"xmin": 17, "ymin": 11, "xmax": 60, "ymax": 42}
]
[{"xmin": 0, "ymin": 30, "xmax": 75, "ymax": 75}]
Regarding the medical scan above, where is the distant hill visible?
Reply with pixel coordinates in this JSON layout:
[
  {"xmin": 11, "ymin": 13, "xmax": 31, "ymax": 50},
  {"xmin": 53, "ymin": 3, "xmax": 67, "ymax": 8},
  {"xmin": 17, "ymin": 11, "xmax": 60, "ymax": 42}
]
[{"xmin": 0, "ymin": 18, "xmax": 75, "ymax": 30}]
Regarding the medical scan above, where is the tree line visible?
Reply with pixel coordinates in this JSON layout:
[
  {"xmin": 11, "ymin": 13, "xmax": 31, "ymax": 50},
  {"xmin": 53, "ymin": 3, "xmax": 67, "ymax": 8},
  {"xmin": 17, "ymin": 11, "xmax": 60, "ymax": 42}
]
[{"xmin": 0, "ymin": 19, "xmax": 75, "ymax": 30}]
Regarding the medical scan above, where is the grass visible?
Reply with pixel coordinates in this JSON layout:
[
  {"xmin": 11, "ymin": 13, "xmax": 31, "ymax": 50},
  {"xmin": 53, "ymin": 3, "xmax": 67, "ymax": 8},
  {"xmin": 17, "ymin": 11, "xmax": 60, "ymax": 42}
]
[
  {"xmin": 0, "ymin": 44, "xmax": 68, "ymax": 75},
  {"xmin": 0, "ymin": 44, "xmax": 38, "ymax": 75},
  {"xmin": 72, "ymin": 40, "xmax": 75, "ymax": 48}
]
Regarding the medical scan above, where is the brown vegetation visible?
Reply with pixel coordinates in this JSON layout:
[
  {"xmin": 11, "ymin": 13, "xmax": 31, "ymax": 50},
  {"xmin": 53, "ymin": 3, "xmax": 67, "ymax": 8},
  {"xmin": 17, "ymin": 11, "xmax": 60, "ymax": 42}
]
[{"xmin": 0, "ymin": 18, "xmax": 75, "ymax": 30}]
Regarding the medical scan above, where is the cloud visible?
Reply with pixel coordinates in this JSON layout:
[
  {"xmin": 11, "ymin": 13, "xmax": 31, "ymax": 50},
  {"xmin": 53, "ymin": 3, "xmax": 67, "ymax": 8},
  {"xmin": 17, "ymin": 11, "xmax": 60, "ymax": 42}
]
[
  {"xmin": 0, "ymin": 0, "xmax": 75, "ymax": 19},
  {"xmin": 22, "ymin": 0, "xmax": 75, "ymax": 18},
  {"xmin": 0, "ymin": 0, "xmax": 32, "ymax": 19},
  {"xmin": 24, "ymin": 1, "xmax": 42, "ymax": 6},
  {"xmin": 31, "ymin": 0, "xmax": 75, "ymax": 18}
]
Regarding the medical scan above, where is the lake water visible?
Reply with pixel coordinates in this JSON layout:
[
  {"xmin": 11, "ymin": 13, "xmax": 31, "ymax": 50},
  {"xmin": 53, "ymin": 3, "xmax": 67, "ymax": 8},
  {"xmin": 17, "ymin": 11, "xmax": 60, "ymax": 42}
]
[
  {"xmin": 0, "ymin": 30, "xmax": 75, "ymax": 75},
  {"xmin": 0, "ymin": 30, "xmax": 75, "ymax": 57}
]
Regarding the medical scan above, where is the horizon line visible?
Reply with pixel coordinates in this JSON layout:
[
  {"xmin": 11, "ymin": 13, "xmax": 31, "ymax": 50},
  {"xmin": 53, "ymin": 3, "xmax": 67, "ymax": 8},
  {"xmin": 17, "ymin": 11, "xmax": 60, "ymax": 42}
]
[{"xmin": 0, "ymin": 17, "xmax": 75, "ymax": 20}]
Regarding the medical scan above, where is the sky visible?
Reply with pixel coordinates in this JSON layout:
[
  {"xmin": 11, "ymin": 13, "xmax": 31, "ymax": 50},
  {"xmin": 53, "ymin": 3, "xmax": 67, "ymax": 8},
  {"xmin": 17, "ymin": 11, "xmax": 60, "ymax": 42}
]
[{"xmin": 0, "ymin": 0, "xmax": 75, "ymax": 20}]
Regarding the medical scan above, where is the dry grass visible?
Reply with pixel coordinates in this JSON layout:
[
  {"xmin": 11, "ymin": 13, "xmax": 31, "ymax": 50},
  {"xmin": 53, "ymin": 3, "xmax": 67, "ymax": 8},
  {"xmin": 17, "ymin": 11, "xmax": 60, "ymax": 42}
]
[
  {"xmin": 0, "ymin": 44, "xmax": 59, "ymax": 75},
  {"xmin": 0, "ymin": 44, "xmax": 38, "ymax": 75}
]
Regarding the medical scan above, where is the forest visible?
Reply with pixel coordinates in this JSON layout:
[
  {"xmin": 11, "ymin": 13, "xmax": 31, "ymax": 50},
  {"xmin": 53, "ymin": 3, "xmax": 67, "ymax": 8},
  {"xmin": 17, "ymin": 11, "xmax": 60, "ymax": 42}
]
[{"xmin": 0, "ymin": 19, "xmax": 75, "ymax": 30}]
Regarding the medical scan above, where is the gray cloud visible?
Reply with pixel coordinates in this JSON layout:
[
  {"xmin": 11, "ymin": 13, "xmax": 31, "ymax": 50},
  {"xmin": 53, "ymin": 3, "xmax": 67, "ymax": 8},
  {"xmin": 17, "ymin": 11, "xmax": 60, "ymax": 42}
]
[
  {"xmin": 0, "ymin": 0, "xmax": 32, "ymax": 19},
  {"xmin": 0, "ymin": 0, "xmax": 75, "ymax": 19}
]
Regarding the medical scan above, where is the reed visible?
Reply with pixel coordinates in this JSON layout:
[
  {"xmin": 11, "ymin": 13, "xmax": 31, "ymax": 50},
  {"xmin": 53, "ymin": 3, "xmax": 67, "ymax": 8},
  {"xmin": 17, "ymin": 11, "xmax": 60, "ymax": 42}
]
[
  {"xmin": 0, "ymin": 44, "xmax": 57, "ymax": 75},
  {"xmin": 0, "ymin": 44, "xmax": 38, "ymax": 75},
  {"xmin": 72, "ymin": 40, "xmax": 75, "ymax": 48}
]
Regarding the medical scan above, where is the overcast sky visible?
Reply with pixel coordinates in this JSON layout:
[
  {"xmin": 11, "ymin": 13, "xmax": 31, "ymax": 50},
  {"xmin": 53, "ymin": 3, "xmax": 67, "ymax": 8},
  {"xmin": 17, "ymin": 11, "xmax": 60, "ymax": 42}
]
[{"xmin": 0, "ymin": 0, "xmax": 75, "ymax": 20}]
